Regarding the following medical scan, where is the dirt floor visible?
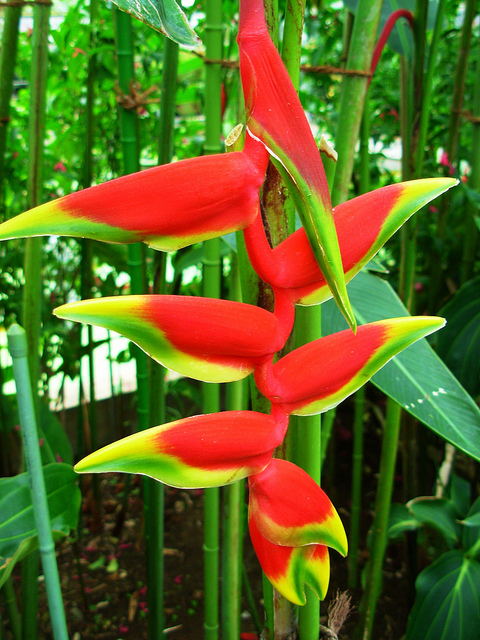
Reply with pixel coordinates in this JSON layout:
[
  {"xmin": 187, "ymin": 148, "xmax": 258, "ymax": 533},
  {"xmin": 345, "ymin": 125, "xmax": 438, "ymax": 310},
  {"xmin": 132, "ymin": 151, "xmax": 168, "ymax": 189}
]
[{"xmin": 3, "ymin": 396, "xmax": 416, "ymax": 640}]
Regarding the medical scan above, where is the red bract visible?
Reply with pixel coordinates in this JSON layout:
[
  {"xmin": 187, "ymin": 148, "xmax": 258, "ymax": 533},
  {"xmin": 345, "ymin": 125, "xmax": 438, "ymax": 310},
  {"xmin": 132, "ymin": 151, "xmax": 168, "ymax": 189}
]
[
  {"xmin": 55, "ymin": 295, "xmax": 288, "ymax": 383},
  {"xmin": 0, "ymin": 137, "xmax": 269, "ymax": 251},
  {"xmin": 255, "ymin": 316, "xmax": 445, "ymax": 415},
  {"xmin": 244, "ymin": 178, "xmax": 457, "ymax": 305},
  {"xmin": 238, "ymin": 0, "xmax": 354, "ymax": 330},
  {"xmin": 75, "ymin": 411, "xmax": 288, "ymax": 488},
  {"xmin": 248, "ymin": 459, "xmax": 347, "ymax": 605}
]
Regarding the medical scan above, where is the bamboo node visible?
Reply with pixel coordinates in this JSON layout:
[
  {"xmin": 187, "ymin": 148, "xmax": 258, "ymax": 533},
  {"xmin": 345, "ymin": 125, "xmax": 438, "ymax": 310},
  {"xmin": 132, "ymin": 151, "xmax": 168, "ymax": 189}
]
[{"xmin": 115, "ymin": 80, "xmax": 160, "ymax": 114}]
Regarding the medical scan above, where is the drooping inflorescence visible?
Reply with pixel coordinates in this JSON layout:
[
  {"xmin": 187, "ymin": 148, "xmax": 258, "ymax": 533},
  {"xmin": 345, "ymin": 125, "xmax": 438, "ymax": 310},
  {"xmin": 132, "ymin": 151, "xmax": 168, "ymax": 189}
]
[{"xmin": 0, "ymin": 0, "xmax": 456, "ymax": 604}]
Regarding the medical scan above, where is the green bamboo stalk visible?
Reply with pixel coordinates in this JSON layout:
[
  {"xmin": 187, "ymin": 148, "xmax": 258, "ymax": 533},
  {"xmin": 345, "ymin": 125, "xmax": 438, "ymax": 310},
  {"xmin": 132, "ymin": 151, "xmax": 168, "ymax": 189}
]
[
  {"xmin": 1, "ymin": 578, "xmax": 21, "ymax": 640},
  {"xmin": 429, "ymin": 0, "xmax": 478, "ymax": 310},
  {"xmin": 462, "ymin": 39, "xmax": 480, "ymax": 284},
  {"xmin": 347, "ymin": 93, "xmax": 370, "ymax": 590},
  {"xmin": 113, "ymin": 9, "xmax": 168, "ymax": 637},
  {"xmin": 293, "ymin": 308, "xmax": 322, "ymax": 640},
  {"xmin": 413, "ymin": 0, "xmax": 447, "ymax": 176},
  {"xmin": 202, "ymin": 1, "xmax": 223, "ymax": 637},
  {"xmin": 7, "ymin": 324, "xmax": 69, "ymax": 640},
  {"xmin": 354, "ymin": 400, "xmax": 402, "ymax": 640},
  {"xmin": 331, "ymin": 0, "xmax": 383, "ymax": 206},
  {"xmin": 79, "ymin": 0, "xmax": 101, "ymax": 529},
  {"xmin": 348, "ymin": 385, "xmax": 365, "ymax": 590},
  {"xmin": 222, "ymin": 258, "xmax": 245, "ymax": 640},
  {"xmin": 21, "ymin": 5, "xmax": 51, "ymax": 636},
  {"xmin": 0, "ymin": 2, "xmax": 22, "ymax": 220},
  {"xmin": 202, "ymin": 238, "xmax": 221, "ymax": 640},
  {"xmin": 150, "ymin": 34, "xmax": 179, "ymax": 640}
]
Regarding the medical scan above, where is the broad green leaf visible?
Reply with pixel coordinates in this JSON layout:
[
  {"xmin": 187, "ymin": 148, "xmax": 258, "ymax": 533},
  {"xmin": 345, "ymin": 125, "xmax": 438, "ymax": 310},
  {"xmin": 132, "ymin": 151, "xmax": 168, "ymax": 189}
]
[
  {"xmin": 387, "ymin": 503, "xmax": 419, "ymax": 541},
  {"xmin": 405, "ymin": 550, "xmax": 480, "ymax": 640},
  {"xmin": 0, "ymin": 463, "xmax": 81, "ymax": 588},
  {"xmin": 407, "ymin": 497, "xmax": 461, "ymax": 548},
  {"xmin": 322, "ymin": 271, "xmax": 480, "ymax": 461},
  {"xmin": 110, "ymin": 0, "xmax": 200, "ymax": 48},
  {"xmin": 437, "ymin": 276, "xmax": 480, "ymax": 398}
]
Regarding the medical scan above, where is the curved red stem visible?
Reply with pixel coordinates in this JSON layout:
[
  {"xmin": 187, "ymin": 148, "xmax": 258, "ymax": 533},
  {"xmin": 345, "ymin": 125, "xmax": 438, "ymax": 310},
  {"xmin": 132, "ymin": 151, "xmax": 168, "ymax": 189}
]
[{"xmin": 370, "ymin": 10, "xmax": 414, "ymax": 86}]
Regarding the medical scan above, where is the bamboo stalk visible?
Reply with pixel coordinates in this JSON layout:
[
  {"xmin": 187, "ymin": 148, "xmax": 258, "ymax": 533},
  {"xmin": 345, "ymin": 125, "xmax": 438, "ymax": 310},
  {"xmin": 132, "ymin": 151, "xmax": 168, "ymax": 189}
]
[
  {"xmin": 21, "ymin": 4, "xmax": 51, "ymax": 635},
  {"xmin": 429, "ymin": 0, "xmax": 478, "ymax": 311},
  {"xmin": 293, "ymin": 307, "xmax": 322, "ymax": 640},
  {"xmin": 222, "ymin": 257, "xmax": 245, "ymax": 640},
  {"xmin": 0, "ymin": 2, "xmax": 22, "ymax": 220},
  {"xmin": 462, "ymin": 39, "xmax": 480, "ymax": 283},
  {"xmin": 79, "ymin": 0, "xmax": 101, "ymax": 528},
  {"xmin": 348, "ymin": 385, "xmax": 365, "ymax": 589},
  {"xmin": 331, "ymin": 0, "xmax": 383, "ymax": 206},
  {"xmin": 354, "ymin": 400, "xmax": 402, "ymax": 640},
  {"xmin": 1, "ymin": 578, "xmax": 21, "ymax": 640},
  {"xmin": 203, "ymin": 0, "xmax": 223, "ymax": 636},
  {"xmin": 8, "ymin": 324, "xmax": 69, "ymax": 640}
]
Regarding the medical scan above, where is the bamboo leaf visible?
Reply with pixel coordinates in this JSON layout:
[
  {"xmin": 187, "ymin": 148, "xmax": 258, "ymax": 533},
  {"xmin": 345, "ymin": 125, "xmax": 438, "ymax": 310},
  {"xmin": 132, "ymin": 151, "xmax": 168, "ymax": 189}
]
[
  {"xmin": 0, "ymin": 463, "xmax": 81, "ymax": 587},
  {"xmin": 405, "ymin": 550, "xmax": 480, "ymax": 640},
  {"xmin": 322, "ymin": 271, "xmax": 480, "ymax": 461},
  {"xmin": 110, "ymin": 0, "xmax": 200, "ymax": 47}
]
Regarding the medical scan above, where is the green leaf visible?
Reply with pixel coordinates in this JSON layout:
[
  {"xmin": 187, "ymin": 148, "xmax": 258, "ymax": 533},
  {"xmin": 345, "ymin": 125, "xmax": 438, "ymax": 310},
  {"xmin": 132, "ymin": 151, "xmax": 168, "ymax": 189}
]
[
  {"xmin": 322, "ymin": 271, "xmax": 480, "ymax": 461},
  {"xmin": 449, "ymin": 473, "xmax": 471, "ymax": 518},
  {"xmin": 462, "ymin": 497, "xmax": 480, "ymax": 558},
  {"xmin": 437, "ymin": 275, "xmax": 480, "ymax": 398},
  {"xmin": 405, "ymin": 550, "xmax": 480, "ymax": 640},
  {"xmin": 0, "ymin": 463, "xmax": 81, "ymax": 588},
  {"xmin": 40, "ymin": 403, "xmax": 74, "ymax": 466},
  {"xmin": 110, "ymin": 0, "xmax": 200, "ymax": 48},
  {"xmin": 387, "ymin": 503, "xmax": 420, "ymax": 541},
  {"xmin": 407, "ymin": 497, "xmax": 461, "ymax": 548}
]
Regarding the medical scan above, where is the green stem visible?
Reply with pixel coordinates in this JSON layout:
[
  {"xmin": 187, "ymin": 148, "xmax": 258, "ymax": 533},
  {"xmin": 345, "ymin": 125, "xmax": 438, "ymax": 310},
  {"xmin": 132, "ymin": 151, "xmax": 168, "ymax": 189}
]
[
  {"xmin": 203, "ymin": 0, "xmax": 223, "ymax": 635},
  {"xmin": 0, "ymin": 2, "xmax": 22, "ymax": 220},
  {"xmin": 462, "ymin": 39, "xmax": 480, "ymax": 284},
  {"xmin": 332, "ymin": 0, "xmax": 383, "ymax": 206},
  {"xmin": 7, "ymin": 325, "xmax": 69, "ymax": 640},
  {"xmin": 242, "ymin": 565, "xmax": 263, "ymax": 634},
  {"xmin": 2, "ymin": 578, "xmax": 21, "ymax": 640},
  {"xmin": 429, "ymin": 0, "xmax": 478, "ymax": 310},
  {"xmin": 202, "ymin": 236, "xmax": 221, "ymax": 640},
  {"xmin": 413, "ymin": 0, "xmax": 447, "ymax": 176},
  {"xmin": 80, "ymin": 0, "xmax": 100, "ymax": 520},
  {"xmin": 320, "ymin": 409, "xmax": 336, "ymax": 470},
  {"xmin": 21, "ymin": 5, "xmax": 51, "ymax": 635},
  {"xmin": 348, "ymin": 385, "xmax": 365, "ymax": 589},
  {"xmin": 222, "ymin": 257, "xmax": 245, "ymax": 640},
  {"xmin": 355, "ymin": 399, "xmax": 402, "ymax": 640},
  {"xmin": 291, "ymin": 306, "xmax": 321, "ymax": 640}
]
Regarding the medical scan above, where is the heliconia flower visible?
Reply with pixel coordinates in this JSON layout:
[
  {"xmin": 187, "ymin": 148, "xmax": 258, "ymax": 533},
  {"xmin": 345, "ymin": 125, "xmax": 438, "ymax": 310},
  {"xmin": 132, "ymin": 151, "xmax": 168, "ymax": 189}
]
[
  {"xmin": 248, "ymin": 459, "xmax": 347, "ymax": 605},
  {"xmin": 255, "ymin": 316, "xmax": 445, "ymax": 415},
  {"xmin": 55, "ymin": 295, "xmax": 286, "ymax": 383},
  {"xmin": 74, "ymin": 410, "xmax": 287, "ymax": 488},
  {"xmin": 237, "ymin": 0, "xmax": 354, "ymax": 331},
  {"xmin": 244, "ymin": 178, "xmax": 458, "ymax": 305},
  {"xmin": 0, "ymin": 138, "xmax": 268, "ymax": 251}
]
